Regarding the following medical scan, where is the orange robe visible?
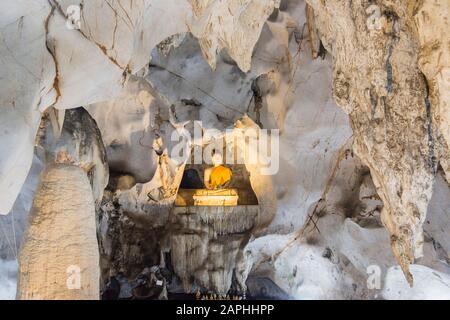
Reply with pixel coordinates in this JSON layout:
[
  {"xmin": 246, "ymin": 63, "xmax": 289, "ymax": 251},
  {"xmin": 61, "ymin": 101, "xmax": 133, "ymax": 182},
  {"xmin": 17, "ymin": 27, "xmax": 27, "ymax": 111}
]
[{"xmin": 209, "ymin": 165, "xmax": 232, "ymax": 189}]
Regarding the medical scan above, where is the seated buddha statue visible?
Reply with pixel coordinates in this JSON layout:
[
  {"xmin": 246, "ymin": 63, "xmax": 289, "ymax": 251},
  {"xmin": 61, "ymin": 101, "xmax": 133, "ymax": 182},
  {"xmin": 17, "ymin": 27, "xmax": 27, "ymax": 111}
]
[{"xmin": 204, "ymin": 153, "xmax": 232, "ymax": 190}]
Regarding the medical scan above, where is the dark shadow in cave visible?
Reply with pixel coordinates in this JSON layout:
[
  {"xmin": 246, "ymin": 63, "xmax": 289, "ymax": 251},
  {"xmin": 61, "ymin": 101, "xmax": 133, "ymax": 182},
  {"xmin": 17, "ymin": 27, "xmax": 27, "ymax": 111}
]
[{"xmin": 179, "ymin": 168, "xmax": 205, "ymax": 189}]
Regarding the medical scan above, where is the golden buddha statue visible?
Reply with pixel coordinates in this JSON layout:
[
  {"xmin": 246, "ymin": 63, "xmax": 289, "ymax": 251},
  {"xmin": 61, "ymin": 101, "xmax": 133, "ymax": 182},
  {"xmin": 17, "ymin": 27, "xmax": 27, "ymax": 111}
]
[{"xmin": 204, "ymin": 153, "xmax": 232, "ymax": 190}]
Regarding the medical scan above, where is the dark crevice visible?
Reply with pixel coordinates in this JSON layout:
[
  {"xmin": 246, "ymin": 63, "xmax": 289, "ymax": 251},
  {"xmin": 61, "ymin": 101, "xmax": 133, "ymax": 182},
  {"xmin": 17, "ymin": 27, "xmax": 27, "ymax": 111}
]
[
  {"xmin": 250, "ymin": 78, "xmax": 263, "ymax": 128},
  {"xmin": 384, "ymin": 14, "xmax": 399, "ymax": 95},
  {"xmin": 423, "ymin": 73, "xmax": 438, "ymax": 176}
]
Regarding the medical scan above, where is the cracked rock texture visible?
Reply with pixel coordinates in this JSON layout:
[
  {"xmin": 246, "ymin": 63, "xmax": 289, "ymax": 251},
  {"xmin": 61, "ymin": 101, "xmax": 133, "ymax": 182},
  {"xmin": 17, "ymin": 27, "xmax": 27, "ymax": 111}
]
[
  {"xmin": 1, "ymin": 0, "xmax": 450, "ymax": 300},
  {"xmin": 305, "ymin": 0, "xmax": 448, "ymax": 286},
  {"xmin": 51, "ymin": 107, "xmax": 109, "ymax": 206},
  {"xmin": 414, "ymin": 0, "xmax": 450, "ymax": 184},
  {"xmin": 188, "ymin": 0, "xmax": 281, "ymax": 72},
  {"xmin": 0, "ymin": 0, "xmax": 279, "ymax": 215}
]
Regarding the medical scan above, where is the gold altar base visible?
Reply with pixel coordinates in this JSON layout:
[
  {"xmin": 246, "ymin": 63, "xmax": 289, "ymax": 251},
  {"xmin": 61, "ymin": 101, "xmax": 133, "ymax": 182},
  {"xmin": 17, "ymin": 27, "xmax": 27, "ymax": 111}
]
[{"xmin": 192, "ymin": 189, "xmax": 239, "ymax": 206}]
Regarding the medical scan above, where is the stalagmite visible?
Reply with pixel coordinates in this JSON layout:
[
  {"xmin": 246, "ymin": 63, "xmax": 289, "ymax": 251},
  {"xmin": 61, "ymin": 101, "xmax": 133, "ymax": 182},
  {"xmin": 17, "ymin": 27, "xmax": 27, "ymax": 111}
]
[
  {"xmin": 17, "ymin": 164, "xmax": 99, "ymax": 299},
  {"xmin": 17, "ymin": 108, "xmax": 107, "ymax": 299}
]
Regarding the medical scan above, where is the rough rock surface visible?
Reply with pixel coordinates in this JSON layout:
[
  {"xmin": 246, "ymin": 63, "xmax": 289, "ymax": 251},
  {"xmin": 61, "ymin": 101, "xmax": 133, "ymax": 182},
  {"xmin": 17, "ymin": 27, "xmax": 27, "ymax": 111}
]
[
  {"xmin": 0, "ymin": 0, "xmax": 280, "ymax": 215},
  {"xmin": 17, "ymin": 165, "xmax": 99, "ymax": 300},
  {"xmin": 1, "ymin": 0, "xmax": 449, "ymax": 300},
  {"xmin": 414, "ymin": 0, "xmax": 450, "ymax": 183},
  {"xmin": 51, "ymin": 107, "xmax": 109, "ymax": 205},
  {"xmin": 188, "ymin": 0, "xmax": 281, "ymax": 72},
  {"xmin": 16, "ymin": 107, "xmax": 107, "ymax": 299},
  {"xmin": 86, "ymin": 76, "xmax": 162, "ymax": 183},
  {"xmin": 305, "ymin": 0, "xmax": 446, "ymax": 285}
]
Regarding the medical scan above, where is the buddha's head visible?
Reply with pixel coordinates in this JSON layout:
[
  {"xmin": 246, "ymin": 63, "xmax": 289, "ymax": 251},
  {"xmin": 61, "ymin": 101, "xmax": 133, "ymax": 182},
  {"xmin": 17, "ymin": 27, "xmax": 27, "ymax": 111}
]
[{"xmin": 211, "ymin": 152, "xmax": 223, "ymax": 167}]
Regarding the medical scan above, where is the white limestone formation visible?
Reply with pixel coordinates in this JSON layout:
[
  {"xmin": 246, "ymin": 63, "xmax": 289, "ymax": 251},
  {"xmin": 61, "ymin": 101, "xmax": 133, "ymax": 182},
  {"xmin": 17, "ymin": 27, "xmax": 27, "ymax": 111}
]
[
  {"xmin": 0, "ymin": 0, "xmax": 449, "ymax": 300},
  {"xmin": 17, "ymin": 164, "xmax": 99, "ymax": 300}
]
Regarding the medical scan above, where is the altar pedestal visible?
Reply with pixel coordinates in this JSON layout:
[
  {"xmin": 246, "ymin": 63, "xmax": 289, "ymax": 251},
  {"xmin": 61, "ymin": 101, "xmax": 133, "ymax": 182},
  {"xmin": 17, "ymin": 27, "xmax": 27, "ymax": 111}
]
[{"xmin": 192, "ymin": 189, "xmax": 238, "ymax": 206}]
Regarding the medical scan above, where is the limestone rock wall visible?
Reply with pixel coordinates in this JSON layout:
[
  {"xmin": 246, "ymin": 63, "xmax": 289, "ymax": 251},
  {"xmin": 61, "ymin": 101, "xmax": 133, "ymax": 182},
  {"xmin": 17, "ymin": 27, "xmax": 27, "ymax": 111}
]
[
  {"xmin": 0, "ymin": 0, "xmax": 55, "ymax": 215},
  {"xmin": 414, "ymin": 0, "xmax": 450, "ymax": 183},
  {"xmin": 305, "ymin": 0, "xmax": 448, "ymax": 285},
  {"xmin": 188, "ymin": 0, "xmax": 281, "ymax": 72},
  {"xmin": 0, "ymin": 0, "xmax": 280, "ymax": 215},
  {"xmin": 51, "ymin": 107, "xmax": 109, "ymax": 206},
  {"xmin": 1, "ymin": 0, "xmax": 450, "ymax": 300}
]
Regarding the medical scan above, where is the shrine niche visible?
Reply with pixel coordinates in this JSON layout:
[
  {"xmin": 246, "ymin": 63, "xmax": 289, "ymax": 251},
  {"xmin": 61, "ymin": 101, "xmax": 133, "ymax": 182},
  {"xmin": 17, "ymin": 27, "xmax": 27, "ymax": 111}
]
[{"xmin": 169, "ymin": 145, "xmax": 259, "ymax": 295}]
